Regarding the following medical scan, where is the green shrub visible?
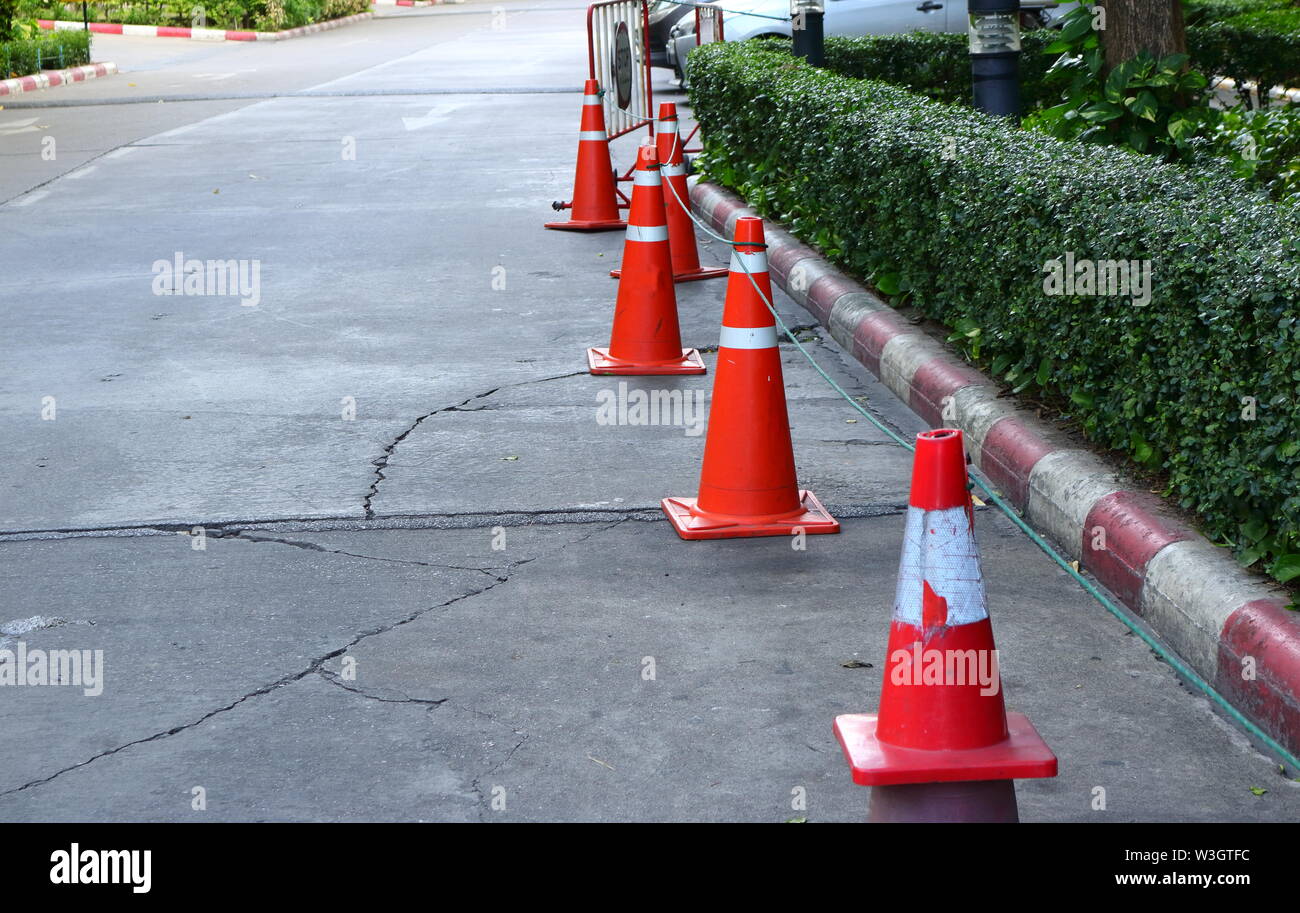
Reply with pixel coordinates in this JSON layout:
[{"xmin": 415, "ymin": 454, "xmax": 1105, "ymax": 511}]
[
  {"xmin": 688, "ymin": 39, "xmax": 1300, "ymax": 583},
  {"xmin": 1, "ymin": 26, "xmax": 89, "ymax": 77},
  {"xmin": 818, "ymin": 15, "xmax": 1300, "ymax": 112},
  {"xmin": 1187, "ymin": 7, "xmax": 1300, "ymax": 106},
  {"xmin": 1204, "ymin": 104, "xmax": 1300, "ymax": 200},
  {"xmin": 12, "ymin": 0, "xmax": 367, "ymax": 30},
  {"xmin": 0, "ymin": 0, "xmax": 18, "ymax": 41},
  {"xmin": 1027, "ymin": 6, "xmax": 1214, "ymax": 159},
  {"xmin": 822, "ymin": 30, "xmax": 1059, "ymax": 109},
  {"xmin": 1182, "ymin": 0, "xmax": 1292, "ymax": 26}
]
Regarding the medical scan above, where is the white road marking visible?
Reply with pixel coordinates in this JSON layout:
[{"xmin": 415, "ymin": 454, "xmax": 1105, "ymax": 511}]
[
  {"xmin": 0, "ymin": 117, "xmax": 41, "ymax": 136},
  {"xmin": 401, "ymin": 102, "xmax": 467, "ymax": 131}
]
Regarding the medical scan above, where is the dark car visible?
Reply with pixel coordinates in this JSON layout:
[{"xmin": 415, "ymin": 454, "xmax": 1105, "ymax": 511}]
[{"xmin": 648, "ymin": 0, "xmax": 694, "ymax": 69}]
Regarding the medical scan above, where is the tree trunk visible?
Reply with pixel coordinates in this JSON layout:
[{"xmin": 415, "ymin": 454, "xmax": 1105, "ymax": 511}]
[{"xmin": 1098, "ymin": 0, "xmax": 1187, "ymax": 71}]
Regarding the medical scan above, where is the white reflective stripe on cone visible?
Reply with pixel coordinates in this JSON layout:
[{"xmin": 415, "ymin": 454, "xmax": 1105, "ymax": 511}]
[
  {"xmin": 632, "ymin": 170, "xmax": 662, "ymax": 186},
  {"xmin": 626, "ymin": 224, "xmax": 669, "ymax": 242},
  {"xmin": 584, "ymin": 94, "xmax": 601, "ymax": 104},
  {"xmin": 578, "ymin": 130, "xmax": 607, "ymax": 141},
  {"xmin": 661, "ymin": 163, "xmax": 686, "ymax": 177},
  {"xmin": 892, "ymin": 505, "xmax": 988, "ymax": 627},
  {"xmin": 656, "ymin": 120, "xmax": 677, "ymax": 134},
  {"xmin": 729, "ymin": 250, "xmax": 767, "ymax": 275},
  {"xmin": 718, "ymin": 325, "xmax": 778, "ymax": 350}
]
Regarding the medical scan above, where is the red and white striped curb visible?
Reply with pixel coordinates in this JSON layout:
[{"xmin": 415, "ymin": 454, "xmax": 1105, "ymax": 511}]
[
  {"xmin": 0, "ymin": 61, "xmax": 117, "ymax": 97},
  {"xmin": 371, "ymin": 0, "xmax": 444, "ymax": 6},
  {"xmin": 37, "ymin": 11, "xmax": 372, "ymax": 42},
  {"xmin": 691, "ymin": 177, "xmax": 1300, "ymax": 759}
]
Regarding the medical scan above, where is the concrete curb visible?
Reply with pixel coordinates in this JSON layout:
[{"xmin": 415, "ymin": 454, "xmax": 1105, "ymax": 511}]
[
  {"xmin": 37, "ymin": 12, "xmax": 373, "ymax": 42},
  {"xmin": 0, "ymin": 61, "xmax": 117, "ymax": 98},
  {"xmin": 690, "ymin": 177, "xmax": 1300, "ymax": 759}
]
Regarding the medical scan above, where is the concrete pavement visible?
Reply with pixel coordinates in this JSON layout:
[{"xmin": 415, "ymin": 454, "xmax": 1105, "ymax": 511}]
[{"xmin": 0, "ymin": 0, "xmax": 1297, "ymax": 821}]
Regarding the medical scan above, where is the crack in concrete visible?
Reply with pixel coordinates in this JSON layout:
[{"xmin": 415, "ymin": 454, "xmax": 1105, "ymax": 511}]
[
  {"xmin": 0, "ymin": 582, "xmax": 507, "ymax": 802},
  {"xmin": 315, "ymin": 670, "xmax": 450, "ymax": 706},
  {"xmin": 0, "ymin": 518, "xmax": 615, "ymax": 801},
  {"xmin": 470, "ymin": 730, "xmax": 530, "ymax": 822},
  {"xmin": 219, "ymin": 530, "xmax": 507, "ymax": 580},
  {"xmin": 360, "ymin": 370, "xmax": 586, "ymax": 520},
  {"xmin": 361, "ymin": 387, "xmax": 502, "ymax": 521}
]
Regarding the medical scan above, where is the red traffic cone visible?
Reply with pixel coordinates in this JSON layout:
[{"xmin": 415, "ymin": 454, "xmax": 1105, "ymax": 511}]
[
  {"xmin": 661, "ymin": 216, "xmax": 838, "ymax": 539},
  {"xmin": 545, "ymin": 79, "xmax": 626, "ymax": 232},
  {"xmin": 833, "ymin": 429, "xmax": 1057, "ymax": 822},
  {"xmin": 611, "ymin": 103, "xmax": 726, "ymax": 282},
  {"xmin": 587, "ymin": 144, "xmax": 705, "ymax": 376}
]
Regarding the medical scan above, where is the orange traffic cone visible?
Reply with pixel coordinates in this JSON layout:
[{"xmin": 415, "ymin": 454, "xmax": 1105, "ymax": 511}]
[
  {"xmin": 611, "ymin": 103, "xmax": 726, "ymax": 282},
  {"xmin": 661, "ymin": 216, "xmax": 838, "ymax": 539},
  {"xmin": 587, "ymin": 144, "xmax": 705, "ymax": 376},
  {"xmin": 545, "ymin": 79, "xmax": 626, "ymax": 232},
  {"xmin": 833, "ymin": 429, "xmax": 1057, "ymax": 822}
]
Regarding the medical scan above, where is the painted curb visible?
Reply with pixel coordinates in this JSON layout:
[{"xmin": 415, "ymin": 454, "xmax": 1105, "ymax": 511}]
[
  {"xmin": 690, "ymin": 177, "xmax": 1300, "ymax": 760},
  {"xmin": 0, "ymin": 61, "xmax": 117, "ymax": 97},
  {"xmin": 37, "ymin": 12, "xmax": 373, "ymax": 42}
]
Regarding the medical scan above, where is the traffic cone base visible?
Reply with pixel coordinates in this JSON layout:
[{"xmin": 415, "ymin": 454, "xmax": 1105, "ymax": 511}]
[
  {"xmin": 609, "ymin": 264, "xmax": 728, "ymax": 281},
  {"xmin": 587, "ymin": 346, "xmax": 705, "ymax": 376},
  {"xmin": 546, "ymin": 216, "xmax": 626, "ymax": 232},
  {"xmin": 833, "ymin": 711, "xmax": 1057, "ymax": 788},
  {"xmin": 660, "ymin": 489, "xmax": 839, "ymax": 540}
]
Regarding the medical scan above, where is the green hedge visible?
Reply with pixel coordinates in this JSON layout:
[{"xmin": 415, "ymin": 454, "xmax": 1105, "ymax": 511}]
[
  {"xmin": 1, "ymin": 27, "xmax": 89, "ymax": 77},
  {"xmin": 819, "ymin": 20, "xmax": 1300, "ymax": 110},
  {"xmin": 822, "ymin": 31, "xmax": 1058, "ymax": 108},
  {"xmin": 1182, "ymin": 0, "xmax": 1292, "ymax": 25},
  {"xmin": 688, "ymin": 40, "xmax": 1300, "ymax": 580},
  {"xmin": 1181, "ymin": 0, "xmax": 1300, "ymax": 105},
  {"xmin": 15, "ymin": 0, "xmax": 367, "ymax": 31}
]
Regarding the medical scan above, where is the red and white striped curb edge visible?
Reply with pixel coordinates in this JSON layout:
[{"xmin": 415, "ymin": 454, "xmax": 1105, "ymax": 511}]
[
  {"xmin": 690, "ymin": 177, "xmax": 1300, "ymax": 759},
  {"xmin": 0, "ymin": 61, "xmax": 117, "ymax": 97},
  {"xmin": 37, "ymin": 11, "xmax": 373, "ymax": 42}
]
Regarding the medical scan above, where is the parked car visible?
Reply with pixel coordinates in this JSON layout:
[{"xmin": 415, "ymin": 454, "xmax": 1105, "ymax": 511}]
[
  {"xmin": 665, "ymin": 0, "xmax": 1076, "ymax": 85},
  {"xmin": 648, "ymin": 0, "xmax": 696, "ymax": 69}
]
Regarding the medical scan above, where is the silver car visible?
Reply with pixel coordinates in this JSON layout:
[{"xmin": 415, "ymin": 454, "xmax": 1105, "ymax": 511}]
[{"xmin": 666, "ymin": 0, "xmax": 1074, "ymax": 84}]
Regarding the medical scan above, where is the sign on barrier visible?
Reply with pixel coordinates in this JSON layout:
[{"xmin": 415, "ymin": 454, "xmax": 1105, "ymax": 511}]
[
  {"xmin": 587, "ymin": 0, "xmax": 654, "ymax": 140},
  {"xmin": 695, "ymin": 3, "xmax": 724, "ymax": 45}
]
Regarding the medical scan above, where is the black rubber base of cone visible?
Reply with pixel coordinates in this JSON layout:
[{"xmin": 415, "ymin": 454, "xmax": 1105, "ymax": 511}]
[{"xmin": 867, "ymin": 780, "xmax": 1020, "ymax": 823}]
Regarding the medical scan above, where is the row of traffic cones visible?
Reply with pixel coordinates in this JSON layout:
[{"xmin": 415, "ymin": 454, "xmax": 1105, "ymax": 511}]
[{"xmin": 547, "ymin": 83, "xmax": 1056, "ymax": 821}]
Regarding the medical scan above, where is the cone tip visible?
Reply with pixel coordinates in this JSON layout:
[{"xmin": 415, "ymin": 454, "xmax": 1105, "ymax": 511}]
[
  {"xmin": 636, "ymin": 143, "xmax": 660, "ymax": 169},
  {"xmin": 583, "ymin": 78, "xmax": 599, "ymax": 92},
  {"xmin": 658, "ymin": 101, "xmax": 678, "ymax": 118},
  {"xmin": 909, "ymin": 428, "xmax": 970, "ymax": 510},
  {"xmin": 733, "ymin": 216, "xmax": 765, "ymax": 248}
]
